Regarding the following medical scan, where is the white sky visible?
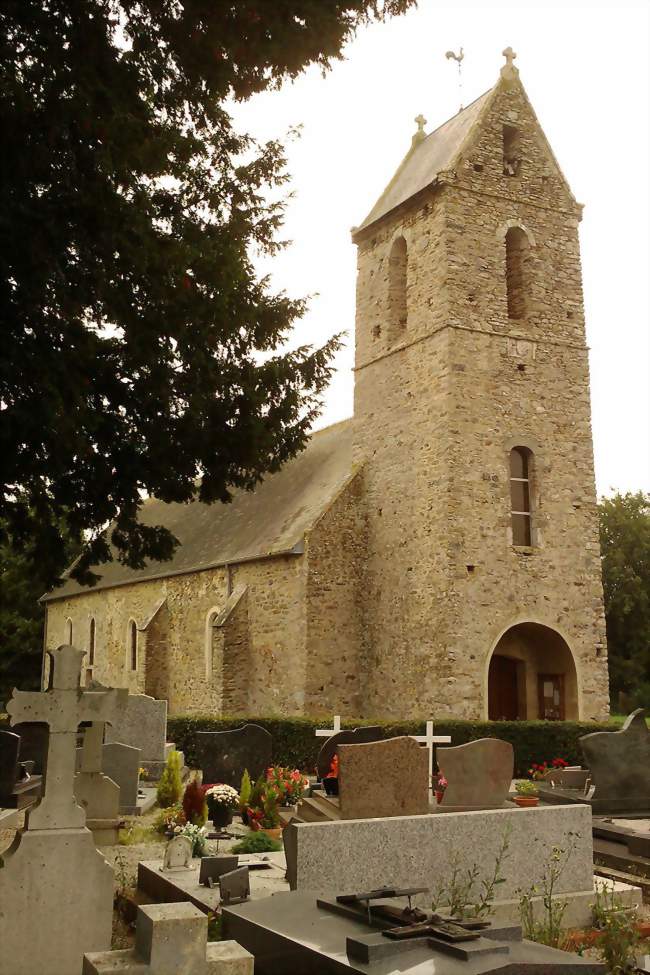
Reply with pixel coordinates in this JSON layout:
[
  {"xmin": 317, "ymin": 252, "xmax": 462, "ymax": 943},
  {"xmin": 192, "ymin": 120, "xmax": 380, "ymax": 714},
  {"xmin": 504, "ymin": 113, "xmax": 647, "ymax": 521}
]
[{"xmin": 232, "ymin": 0, "xmax": 650, "ymax": 498}]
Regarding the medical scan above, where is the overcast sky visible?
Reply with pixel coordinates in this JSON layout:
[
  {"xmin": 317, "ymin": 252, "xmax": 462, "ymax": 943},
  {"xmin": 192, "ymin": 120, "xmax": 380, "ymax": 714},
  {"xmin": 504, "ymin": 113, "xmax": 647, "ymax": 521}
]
[{"xmin": 232, "ymin": 0, "xmax": 649, "ymax": 498}]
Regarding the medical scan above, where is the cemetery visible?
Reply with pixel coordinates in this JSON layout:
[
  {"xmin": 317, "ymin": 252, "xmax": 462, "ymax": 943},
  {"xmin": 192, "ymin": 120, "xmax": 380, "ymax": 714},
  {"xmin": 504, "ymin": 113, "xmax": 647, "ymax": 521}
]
[{"xmin": 2, "ymin": 651, "xmax": 650, "ymax": 974}]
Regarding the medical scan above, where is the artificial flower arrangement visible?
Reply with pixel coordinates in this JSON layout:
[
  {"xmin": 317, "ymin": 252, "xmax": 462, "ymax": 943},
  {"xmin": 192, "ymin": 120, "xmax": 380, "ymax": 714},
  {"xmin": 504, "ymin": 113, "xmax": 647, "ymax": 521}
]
[
  {"xmin": 433, "ymin": 772, "xmax": 448, "ymax": 801},
  {"xmin": 246, "ymin": 776, "xmax": 281, "ymax": 830},
  {"xmin": 174, "ymin": 821, "xmax": 207, "ymax": 856},
  {"xmin": 528, "ymin": 757, "xmax": 568, "ymax": 781},
  {"xmin": 265, "ymin": 766, "xmax": 309, "ymax": 806},
  {"xmin": 153, "ymin": 804, "xmax": 187, "ymax": 835}
]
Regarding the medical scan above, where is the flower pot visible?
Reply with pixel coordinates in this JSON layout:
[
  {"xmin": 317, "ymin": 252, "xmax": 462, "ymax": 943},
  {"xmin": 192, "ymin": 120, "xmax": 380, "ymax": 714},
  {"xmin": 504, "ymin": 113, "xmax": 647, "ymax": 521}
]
[
  {"xmin": 210, "ymin": 806, "xmax": 234, "ymax": 828},
  {"xmin": 513, "ymin": 795, "xmax": 539, "ymax": 808},
  {"xmin": 262, "ymin": 827, "xmax": 282, "ymax": 841},
  {"xmin": 323, "ymin": 777, "xmax": 339, "ymax": 796},
  {"xmin": 435, "ymin": 790, "xmax": 445, "ymax": 804}
]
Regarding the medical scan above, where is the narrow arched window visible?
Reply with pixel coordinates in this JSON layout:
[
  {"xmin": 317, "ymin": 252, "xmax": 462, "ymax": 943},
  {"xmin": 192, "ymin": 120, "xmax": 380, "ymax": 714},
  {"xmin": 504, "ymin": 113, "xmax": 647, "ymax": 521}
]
[
  {"xmin": 65, "ymin": 618, "xmax": 73, "ymax": 644},
  {"xmin": 505, "ymin": 227, "xmax": 530, "ymax": 320},
  {"xmin": 205, "ymin": 608, "xmax": 219, "ymax": 681},
  {"xmin": 88, "ymin": 618, "xmax": 96, "ymax": 666},
  {"xmin": 510, "ymin": 447, "xmax": 533, "ymax": 546},
  {"xmin": 388, "ymin": 235, "xmax": 407, "ymax": 341},
  {"xmin": 128, "ymin": 620, "xmax": 138, "ymax": 671}
]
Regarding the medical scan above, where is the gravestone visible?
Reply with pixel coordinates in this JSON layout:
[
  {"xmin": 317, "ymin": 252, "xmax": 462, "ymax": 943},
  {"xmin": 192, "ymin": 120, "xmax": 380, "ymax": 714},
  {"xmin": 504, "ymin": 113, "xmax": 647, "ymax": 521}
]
[
  {"xmin": 436, "ymin": 738, "xmax": 513, "ymax": 811},
  {"xmin": 580, "ymin": 709, "xmax": 650, "ymax": 813},
  {"xmin": 0, "ymin": 645, "xmax": 126, "ymax": 975},
  {"xmin": 103, "ymin": 741, "xmax": 141, "ymax": 814},
  {"xmin": 195, "ymin": 724, "xmax": 272, "ymax": 787},
  {"xmin": 338, "ymin": 737, "xmax": 429, "ymax": 820},
  {"xmin": 316, "ymin": 725, "xmax": 384, "ymax": 780},
  {"xmin": 74, "ymin": 721, "xmax": 122, "ymax": 844},
  {"xmin": 0, "ymin": 728, "xmax": 40, "ymax": 809},
  {"xmin": 83, "ymin": 902, "xmax": 253, "ymax": 975},
  {"xmin": 162, "ymin": 834, "xmax": 193, "ymax": 871},
  {"xmin": 104, "ymin": 692, "xmax": 168, "ymax": 776}
]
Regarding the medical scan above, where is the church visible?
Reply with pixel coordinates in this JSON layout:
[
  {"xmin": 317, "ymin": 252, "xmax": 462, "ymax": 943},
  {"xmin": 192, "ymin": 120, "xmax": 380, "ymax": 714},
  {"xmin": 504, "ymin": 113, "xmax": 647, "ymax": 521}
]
[{"xmin": 42, "ymin": 51, "xmax": 611, "ymax": 722}]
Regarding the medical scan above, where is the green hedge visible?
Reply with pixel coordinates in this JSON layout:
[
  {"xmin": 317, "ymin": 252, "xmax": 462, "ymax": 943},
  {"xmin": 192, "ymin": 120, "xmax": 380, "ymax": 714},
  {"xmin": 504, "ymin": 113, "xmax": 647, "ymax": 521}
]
[{"xmin": 167, "ymin": 715, "xmax": 613, "ymax": 777}]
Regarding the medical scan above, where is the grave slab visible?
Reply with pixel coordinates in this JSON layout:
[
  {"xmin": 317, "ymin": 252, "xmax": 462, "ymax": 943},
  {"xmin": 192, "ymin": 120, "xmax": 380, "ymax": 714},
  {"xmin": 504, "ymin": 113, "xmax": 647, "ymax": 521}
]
[
  {"xmin": 105, "ymin": 693, "xmax": 168, "ymax": 764},
  {"xmin": 74, "ymin": 723, "xmax": 122, "ymax": 843},
  {"xmin": 102, "ymin": 740, "xmax": 141, "ymax": 814},
  {"xmin": 580, "ymin": 709, "xmax": 650, "ymax": 813},
  {"xmin": 195, "ymin": 725, "xmax": 272, "ymax": 787},
  {"xmin": 83, "ymin": 902, "xmax": 253, "ymax": 975},
  {"xmin": 338, "ymin": 737, "xmax": 429, "ymax": 819}
]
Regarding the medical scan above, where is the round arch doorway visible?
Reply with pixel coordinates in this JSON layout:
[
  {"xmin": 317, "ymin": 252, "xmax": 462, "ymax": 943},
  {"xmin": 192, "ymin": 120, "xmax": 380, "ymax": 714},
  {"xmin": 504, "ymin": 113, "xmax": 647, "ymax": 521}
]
[{"xmin": 487, "ymin": 623, "xmax": 579, "ymax": 721}]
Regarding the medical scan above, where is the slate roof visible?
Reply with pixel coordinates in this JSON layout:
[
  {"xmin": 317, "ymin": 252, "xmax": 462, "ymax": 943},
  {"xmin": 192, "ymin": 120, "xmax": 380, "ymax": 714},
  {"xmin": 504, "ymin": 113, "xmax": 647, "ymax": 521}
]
[
  {"xmin": 355, "ymin": 88, "xmax": 492, "ymax": 234},
  {"xmin": 44, "ymin": 419, "xmax": 355, "ymax": 601}
]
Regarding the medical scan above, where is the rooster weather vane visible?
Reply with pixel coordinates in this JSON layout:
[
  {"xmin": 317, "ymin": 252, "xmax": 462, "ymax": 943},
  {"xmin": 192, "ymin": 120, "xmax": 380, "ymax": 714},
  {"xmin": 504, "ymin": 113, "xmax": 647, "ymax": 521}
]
[{"xmin": 445, "ymin": 47, "xmax": 465, "ymax": 111}]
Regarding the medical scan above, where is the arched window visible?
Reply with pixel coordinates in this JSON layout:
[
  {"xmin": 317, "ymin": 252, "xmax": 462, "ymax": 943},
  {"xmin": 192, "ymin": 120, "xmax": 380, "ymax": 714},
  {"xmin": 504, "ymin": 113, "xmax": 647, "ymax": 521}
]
[
  {"xmin": 128, "ymin": 620, "xmax": 138, "ymax": 671},
  {"xmin": 510, "ymin": 447, "xmax": 533, "ymax": 546},
  {"xmin": 88, "ymin": 618, "xmax": 96, "ymax": 666},
  {"xmin": 65, "ymin": 618, "xmax": 73, "ymax": 644},
  {"xmin": 205, "ymin": 608, "xmax": 219, "ymax": 681},
  {"xmin": 505, "ymin": 227, "xmax": 530, "ymax": 320},
  {"xmin": 388, "ymin": 235, "xmax": 407, "ymax": 341}
]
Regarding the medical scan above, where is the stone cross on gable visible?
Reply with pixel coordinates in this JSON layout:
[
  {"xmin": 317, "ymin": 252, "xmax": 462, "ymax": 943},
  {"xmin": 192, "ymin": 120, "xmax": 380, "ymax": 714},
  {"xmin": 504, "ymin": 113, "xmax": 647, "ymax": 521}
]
[
  {"xmin": 7, "ymin": 645, "xmax": 127, "ymax": 830},
  {"xmin": 83, "ymin": 902, "xmax": 253, "ymax": 975},
  {"xmin": 502, "ymin": 46, "xmax": 517, "ymax": 67}
]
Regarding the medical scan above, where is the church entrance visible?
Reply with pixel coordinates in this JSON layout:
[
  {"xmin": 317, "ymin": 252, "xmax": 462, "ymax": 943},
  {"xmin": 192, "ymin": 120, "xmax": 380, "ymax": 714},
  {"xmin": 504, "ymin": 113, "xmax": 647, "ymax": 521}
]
[{"xmin": 487, "ymin": 623, "xmax": 578, "ymax": 721}]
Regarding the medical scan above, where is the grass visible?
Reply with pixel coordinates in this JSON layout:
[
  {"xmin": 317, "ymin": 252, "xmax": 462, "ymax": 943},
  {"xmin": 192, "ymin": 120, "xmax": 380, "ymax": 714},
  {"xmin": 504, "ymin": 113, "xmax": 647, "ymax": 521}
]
[{"xmin": 118, "ymin": 822, "xmax": 160, "ymax": 846}]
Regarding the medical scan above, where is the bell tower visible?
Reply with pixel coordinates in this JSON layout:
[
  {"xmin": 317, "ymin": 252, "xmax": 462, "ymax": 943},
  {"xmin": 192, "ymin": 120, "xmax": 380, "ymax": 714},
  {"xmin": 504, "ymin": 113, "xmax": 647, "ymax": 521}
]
[{"xmin": 352, "ymin": 51, "xmax": 609, "ymax": 722}]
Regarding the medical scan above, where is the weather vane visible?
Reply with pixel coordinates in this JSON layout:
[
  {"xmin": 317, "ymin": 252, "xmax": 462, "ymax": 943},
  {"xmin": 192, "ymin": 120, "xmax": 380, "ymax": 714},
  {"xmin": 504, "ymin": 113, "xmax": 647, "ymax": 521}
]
[{"xmin": 445, "ymin": 46, "xmax": 465, "ymax": 111}]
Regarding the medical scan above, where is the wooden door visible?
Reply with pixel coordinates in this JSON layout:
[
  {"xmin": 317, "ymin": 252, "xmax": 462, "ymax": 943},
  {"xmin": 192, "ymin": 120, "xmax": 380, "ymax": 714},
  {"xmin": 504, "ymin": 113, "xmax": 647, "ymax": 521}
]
[
  {"xmin": 538, "ymin": 674, "xmax": 565, "ymax": 720},
  {"xmin": 488, "ymin": 655, "xmax": 520, "ymax": 720}
]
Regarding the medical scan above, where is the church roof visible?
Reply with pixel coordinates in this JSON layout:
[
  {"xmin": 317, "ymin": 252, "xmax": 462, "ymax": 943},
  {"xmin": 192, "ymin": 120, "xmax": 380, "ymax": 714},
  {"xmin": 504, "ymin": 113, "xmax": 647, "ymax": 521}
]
[
  {"xmin": 44, "ymin": 419, "xmax": 355, "ymax": 601},
  {"xmin": 355, "ymin": 88, "xmax": 492, "ymax": 235}
]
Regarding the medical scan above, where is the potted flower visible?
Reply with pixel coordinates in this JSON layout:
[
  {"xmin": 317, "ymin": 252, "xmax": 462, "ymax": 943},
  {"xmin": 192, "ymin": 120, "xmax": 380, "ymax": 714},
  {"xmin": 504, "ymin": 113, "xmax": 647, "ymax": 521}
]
[
  {"xmin": 513, "ymin": 780, "xmax": 540, "ymax": 807},
  {"xmin": 247, "ymin": 781, "xmax": 282, "ymax": 840},
  {"xmin": 433, "ymin": 772, "xmax": 448, "ymax": 804},
  {"xmin": 322, "ymin": 754, "xmax": 339, "ymax": 796},
  {"xmin": 266, "ymin": 766, "xmax": 309, "ymax": 807},
  {"xmin": 204, "ymin": 783, "xmax": 239, "ymax": 828}
]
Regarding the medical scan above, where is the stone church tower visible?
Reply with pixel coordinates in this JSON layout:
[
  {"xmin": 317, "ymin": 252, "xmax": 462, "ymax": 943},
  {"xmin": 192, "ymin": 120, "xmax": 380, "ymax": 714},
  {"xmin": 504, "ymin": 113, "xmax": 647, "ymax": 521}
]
[
  {"xmin": 351, "ymin": 49, "xmax": 609, "ymax": 720},
  {"xmin": 41, "ymin": 52, "xmax": 610, "ymax": 723}
]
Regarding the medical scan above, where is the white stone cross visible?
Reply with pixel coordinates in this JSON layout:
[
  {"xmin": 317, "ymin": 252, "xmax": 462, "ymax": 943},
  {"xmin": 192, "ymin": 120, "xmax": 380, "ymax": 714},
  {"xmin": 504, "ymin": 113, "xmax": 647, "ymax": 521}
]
[
  {"xmin": 83, "ymin": 902, "xmax": 253, "ymax": 975},
  {"xmin": 502, "ymin": 46, "xmax": 517, "ymax": 68},
  {"xmin": 7, "ymin": 645, "xmax": 127, "ymax": 830},
  {"xmin": 411, "ymin": 721, "xmax": 451, "ymax": 779},
  {"xmin": 315, "ymin": 714, "xmax": 341, "ymax": 738}
]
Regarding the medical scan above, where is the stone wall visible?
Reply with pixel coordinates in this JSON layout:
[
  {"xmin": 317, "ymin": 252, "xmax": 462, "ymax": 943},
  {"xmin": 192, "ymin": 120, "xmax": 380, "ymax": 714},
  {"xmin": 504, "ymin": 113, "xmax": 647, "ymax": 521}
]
[{"xmin": 351, "ymin": 72, "xmax": 609, "ymax": 720}]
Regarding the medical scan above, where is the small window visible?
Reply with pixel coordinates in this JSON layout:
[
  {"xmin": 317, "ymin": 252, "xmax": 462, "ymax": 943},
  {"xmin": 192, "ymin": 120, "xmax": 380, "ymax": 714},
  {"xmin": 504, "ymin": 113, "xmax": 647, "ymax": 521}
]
[
  {"xmin": 505, "ymin": 227, "xmax": 530, "ymax": 321},
  {"xmin": 510, "ymin": 447, "xmax": 533, "ymax": 546},
  {"xmin": 503, "ymin": 124, "xmax": 521, "ymax": 176},
  {"xmin": 88, "ymin": 618, "xmax": 96, "ymax": 666},
  {"xmin": 387, "ymin": 235, "xmax": 407, "ymax": 343},
  {"xmin": 128, "ymin": 620, "xmax": 138, "ymax": 671},
  {"xmin": 65, "ymin": 618, "xmax": 73, "ymax": 644},
  {"xmin": 205, "ymin": 608, "xmax": 219, "ymax": 681}
]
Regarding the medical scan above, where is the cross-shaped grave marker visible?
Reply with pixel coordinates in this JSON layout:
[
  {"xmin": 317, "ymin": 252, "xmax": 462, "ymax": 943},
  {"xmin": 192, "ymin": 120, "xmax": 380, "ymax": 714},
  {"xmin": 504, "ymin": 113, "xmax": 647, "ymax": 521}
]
[
  {"xmin": 315, "ymin": 714, "xmax": 341, "ymax": 738},
  {"xmin": 83, "ymin": 902, "xmax": 253, "ymax": 975},
  {"xmin": 411, "ymin": 721, "xmax": 451, "ymax": 780},
  {"xmin": 7, "ymin": 644, "xmax": 127, "ymax": 830}
]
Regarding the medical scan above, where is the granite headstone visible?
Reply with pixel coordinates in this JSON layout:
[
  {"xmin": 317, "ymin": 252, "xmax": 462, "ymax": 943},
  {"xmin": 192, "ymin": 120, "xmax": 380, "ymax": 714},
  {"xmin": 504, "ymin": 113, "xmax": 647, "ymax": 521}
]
[
  {"xmin": 195, "ymin": 724, "xmax": 272, "ymax": 787},
  {"xmin": 0, "ymin": 728, "xmax": 21, "ymax": 802},
  {"xmin": 105, "ymin": 693, "xmax": 167, "ymax": 764},
  {"xmin": 580, "ymin": 709, "xmax": 650, "ymax": 812},
  {"xmin": 12, "ymin": 721, "xmax": 49, "ymax": 774},
  {"xmin": 437, "ymin": 738, "xmax": 513, "ymax": 811},
  {"xmin": 338, "ymin": 737, "xmax": 430, "ymax": 820},
  {"xmin": 103, "ymin": 741, "xmax": 141, "ymax": 815}
]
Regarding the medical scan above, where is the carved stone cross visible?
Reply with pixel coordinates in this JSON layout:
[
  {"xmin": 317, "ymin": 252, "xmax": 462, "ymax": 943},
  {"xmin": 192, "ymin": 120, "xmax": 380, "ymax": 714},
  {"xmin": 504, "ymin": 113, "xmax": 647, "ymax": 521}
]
[
  {"xmin": 502, "ymin": 46, "xmax": 517, "ymax": 68},
  {"xmin": 414, "ymin": 114, "xmax": 427, "ymax": 135},
  {"xmin": 6, "ymin": 645, "xmax": 127, "ymax": 830}
]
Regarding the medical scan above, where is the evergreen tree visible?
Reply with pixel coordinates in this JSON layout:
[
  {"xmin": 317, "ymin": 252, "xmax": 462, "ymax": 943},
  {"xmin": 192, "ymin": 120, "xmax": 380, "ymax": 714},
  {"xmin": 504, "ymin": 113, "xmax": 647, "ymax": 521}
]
[{"xmin": 1, "ymin": 1, "xmax": 413, "ymax": 588}]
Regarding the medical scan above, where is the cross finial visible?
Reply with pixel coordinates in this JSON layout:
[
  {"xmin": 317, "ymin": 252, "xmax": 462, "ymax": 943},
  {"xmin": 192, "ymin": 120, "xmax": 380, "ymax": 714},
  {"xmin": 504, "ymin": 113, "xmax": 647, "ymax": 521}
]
[
  {"xmin": 501, "ymin": 46, "xmax": 519, "ymax": 79},
  {"xmin": 412, "ymin": 114, "xmax": 427, "ymax": 147}
]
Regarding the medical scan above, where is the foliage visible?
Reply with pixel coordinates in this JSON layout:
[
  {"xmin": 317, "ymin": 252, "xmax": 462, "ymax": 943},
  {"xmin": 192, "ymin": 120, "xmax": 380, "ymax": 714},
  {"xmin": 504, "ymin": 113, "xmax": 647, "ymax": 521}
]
[
  {"xmin": 246, "ymin": 774, "xmax": 281, "ymax": 829},
  {"xmin": 182, "ymin": 779, "xmax": 208, "ymax": 826},
  {"xmin": 266, "ymin": 765, "xmax": 308, "ymax": 804},
  {"xmin": 231, "ymin": 831, "xmax": 283, "ymax": 855},
  {"xmin": 1, "ymin": 1, "xmax": 414, "ymax": 588},
  {"xmin": 431, "ymin": 825, "xmax": 511, "ymax": 919},
  {"xmin": 173, "ymin": 822, "xmax": 207, "ymax": 857},
  {"xmin": 592, "ymin": 881, "xmax": 639, "ymax": 974},
  {"xmin": 207, "ymin": 912, "xmax": 223, "ymax": 942},
  {"xmin": 204, "ymin": 783, "xmax": 239, "ymax": 811},
  {"xmin": 515, "ymin": 780, "xmax": 539, "ymax": 796},
  {"xmin": 239, "ymin": 769, "xmax": 252, "ymax": 814},
  {"xmin": 0, "ymin": 515, "xmax": 80, "ymax": 707},
  {"xmin": 168, "ymin": 716, "xmax": 614, "ymax": 777},
  {"xmin": 118, "ymin": 822, "xmax": 157, "ymax": 846},
  {"xmin": 152, "ymin": 804, "xmax": 186, "ymax": 835},
  {"xmin": 156, "ymin": 750, "xmax": 183, "ymax": 808},
  {"xmin": 599, "ymin": 492, "xmax": 650, "ymax": 708},
  {"xmin": 517, "ymin": 835, "xmax": 580, "ymax": 948}
]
